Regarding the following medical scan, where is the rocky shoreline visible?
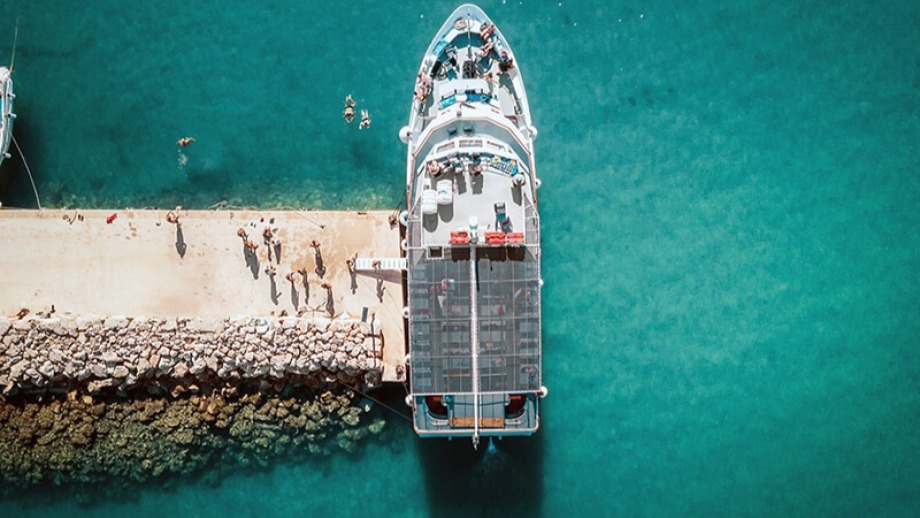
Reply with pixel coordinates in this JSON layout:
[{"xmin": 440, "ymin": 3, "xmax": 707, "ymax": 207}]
[
  {"xmin": 0, "ymin": 313, "xmax": 391, "ymax": 491},
  {"xmin": 0, "ymin": 387, "xmax": 388, "ymax": 493},
  {"xmin": 0, "ymin": 314, "xmax": 383, "ymax": 396}
]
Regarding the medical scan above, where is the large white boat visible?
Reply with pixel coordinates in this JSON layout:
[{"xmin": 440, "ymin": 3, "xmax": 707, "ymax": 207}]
[
  {"xmin": 0, "ymin": 65, "xmax": 13, "ymax": 167},
  {"xmin": 400, "ymin": 4, "xmax": 545, "ymax": 447}
]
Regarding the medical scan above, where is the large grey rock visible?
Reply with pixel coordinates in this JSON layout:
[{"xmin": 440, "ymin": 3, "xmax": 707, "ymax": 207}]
[
  {"xmin": 270, "ymin": 353, "xmax": 292, "ymax": 371},
  {"xmin": 174, "ymin": 362, "xmax": 189, "ymax": 377},
  {"xmin": 76, "ymin": 315, "xmax": 101, "ymax": 330},
  {"xmin": 104, "ymin": 316, "xmax": 129, "ymax": 330},
  {"xmin": 38, "ymin": 361, "xmax": 56, "ymax": 378},
  {"xmin": 136, "ymin": 358, "xmax": 152, "ymax": 377},
  {"xmin": 189, "ymin": 357, "xmax": 207, "ymax": 375},
  {"xmin": 88, "ymin": 378, "xmax": 114, "ymax": 392},
  {"xmin": 157, "ymin": 356, "xmax": 174, "ymax": 372},
  {"xmin": 113, "ymin": 365, "xmax": 129, "ymax": 378},
  {"xmin": 12, "ymin": 319, "xmax": 32, "ymax": 331},
  {"xmin": 0, "ymin": 317, "xmax": 10, "ymax": 337},
  {"xmin": 9, "ymin": 360, "xmax": 29, "ymax": 379},
  {"xmin": 90, "ymin": 363, "xmax": 107, "ymax": 378}
]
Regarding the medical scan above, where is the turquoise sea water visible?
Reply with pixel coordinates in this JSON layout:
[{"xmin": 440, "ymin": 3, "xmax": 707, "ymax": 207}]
[{"xmin": 1, "ymin": 0, "xmax": 919, "ymax": 516}]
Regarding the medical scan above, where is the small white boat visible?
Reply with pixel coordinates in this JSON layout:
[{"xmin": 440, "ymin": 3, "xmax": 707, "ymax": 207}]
[{"xmin": 0, "ymin": 65, "xmax": 13, "ymax": 167}]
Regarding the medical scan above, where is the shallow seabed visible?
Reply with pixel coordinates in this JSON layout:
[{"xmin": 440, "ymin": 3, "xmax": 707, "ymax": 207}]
[{"xmin": 0, "ymin": 0, "xmax": 918, "ymax": 516}]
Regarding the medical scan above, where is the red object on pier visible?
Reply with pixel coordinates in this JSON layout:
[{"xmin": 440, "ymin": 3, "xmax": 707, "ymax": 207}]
[{"xmin": 106, "ymin": 213, "xmax": 118, "ymax": 224}]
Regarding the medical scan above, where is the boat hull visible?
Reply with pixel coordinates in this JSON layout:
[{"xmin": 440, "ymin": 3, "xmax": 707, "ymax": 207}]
[{"xmin": 401, "ymin": 4, "xmax": 544, "ymax": 446}]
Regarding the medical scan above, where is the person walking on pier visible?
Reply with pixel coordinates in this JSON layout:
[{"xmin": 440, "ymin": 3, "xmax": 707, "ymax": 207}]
[
  {"xmin": 262, "ymin": 226, "xmax": 274, "ymax": 245},
  {"xmin": 166, "ymin": 210, "xmax": 181, "ymax": 229},
  {"xmin": 347, "ymin": 256, "xmax": 358, "ymax": 294}
]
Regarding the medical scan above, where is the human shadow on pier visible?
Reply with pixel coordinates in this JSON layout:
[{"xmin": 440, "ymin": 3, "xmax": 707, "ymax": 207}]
[
  {"xmin": 244, "ymin": 246, "xmax": 260, "ymax": 279},
  {"xmin": 301, "ymin": 276, "xmax": 310, "ymax": 306},
  {"xmin": 360, "ymin": 269, "xmax": 403, "ymax": 284},
  {"xmin": 416, "ymin": 429, "xmax": 545, "ymax": 518},
  {"xmin": 175, "ymin": 227, "xmax": 187, "ymax": 258},
  {"xmin": 310, "ymin": 241, "xmax": 326, "ymax": 278},
  {"xmin": 321, "ymin": 283, "xmax": 335, "ymax": 317},
  {"xmin": 269, "ymin": 276, "xmax": 280, "ymax": 305},
  {"xmin": 376, "ymin": 278, "xmax": 385, "ymax": 302},
  {"xmin": 350, "ymin": 270, "xmax": 358, "ymax": 294},
  {"xmin": 289, "ymin": 284, "xmax": 299, "ymax": 311},
  {"xmin": 314, "ymin": 255, "xmax": 326, "ymax": 278}
]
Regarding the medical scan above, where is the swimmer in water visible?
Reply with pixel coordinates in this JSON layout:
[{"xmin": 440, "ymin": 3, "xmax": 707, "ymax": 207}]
[
  {"xmin": 177, "ymin": 137, "xmax": 196, "ymax": 147},
  {"xmin": 359, "ymin": 109, "xmax": 372, "ymax": 130},
  {"xmin": 343, "ymin": 95, "xmax": 356, "ymax": 123}
]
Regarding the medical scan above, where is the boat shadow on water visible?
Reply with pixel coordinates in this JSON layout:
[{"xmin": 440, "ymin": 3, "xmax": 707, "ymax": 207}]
[
  {"xmin": 0, "ymin": 109, "xmax": 40, "ymax": 208},
  {"xmin": 416, "ymin": 430, "xmax": 545, "ymax": 517}
]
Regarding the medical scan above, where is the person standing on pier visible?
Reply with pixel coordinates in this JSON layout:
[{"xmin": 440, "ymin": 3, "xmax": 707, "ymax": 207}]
[
  {"xmin": 347, "ymin": 256, "xmax": 358, "ymax": 294},
  {"xmin": 166, "ymin": 210, "xmax": 181, "ymax": 228}
]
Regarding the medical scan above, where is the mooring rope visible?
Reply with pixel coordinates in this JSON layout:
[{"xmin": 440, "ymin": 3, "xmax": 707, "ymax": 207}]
[
  {"xmin": 12, "ymin": 135, "xmax": 41, "ymax": 210},
  {"xmin": 340, "ymin": 381, "xmax": 413, "ymax": 425}
]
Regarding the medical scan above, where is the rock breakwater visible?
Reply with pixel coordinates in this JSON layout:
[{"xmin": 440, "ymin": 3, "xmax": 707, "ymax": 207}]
[
  {"xmin": 0, "ymin": 388, "xmax": 389, "ymax": 493},
  {"xmin": 0, "ymin": 314, "xmax": 383, "ymax": 396}
]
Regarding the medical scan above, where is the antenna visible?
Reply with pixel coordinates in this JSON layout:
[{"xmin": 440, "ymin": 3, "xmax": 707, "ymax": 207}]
[{"xmin": 9, "ymin": 18, "xmax": 19, "ymax": 71}]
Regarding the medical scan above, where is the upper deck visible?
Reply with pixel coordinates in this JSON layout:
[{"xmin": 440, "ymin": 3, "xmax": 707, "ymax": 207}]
[{"xmin": 403, "ymin": 4, "xmax": 537, "ymax": 182}]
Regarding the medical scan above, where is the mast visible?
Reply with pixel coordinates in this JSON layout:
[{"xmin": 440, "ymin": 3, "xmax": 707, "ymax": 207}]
[{"xmin": 469, "ymin": 244, "xmax": 480, "ymax": 449}]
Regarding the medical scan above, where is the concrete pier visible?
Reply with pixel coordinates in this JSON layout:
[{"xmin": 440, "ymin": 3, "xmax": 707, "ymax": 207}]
[{"xmin": 0, "ymin": 208, "xmax": 406, "ymax": 383}]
